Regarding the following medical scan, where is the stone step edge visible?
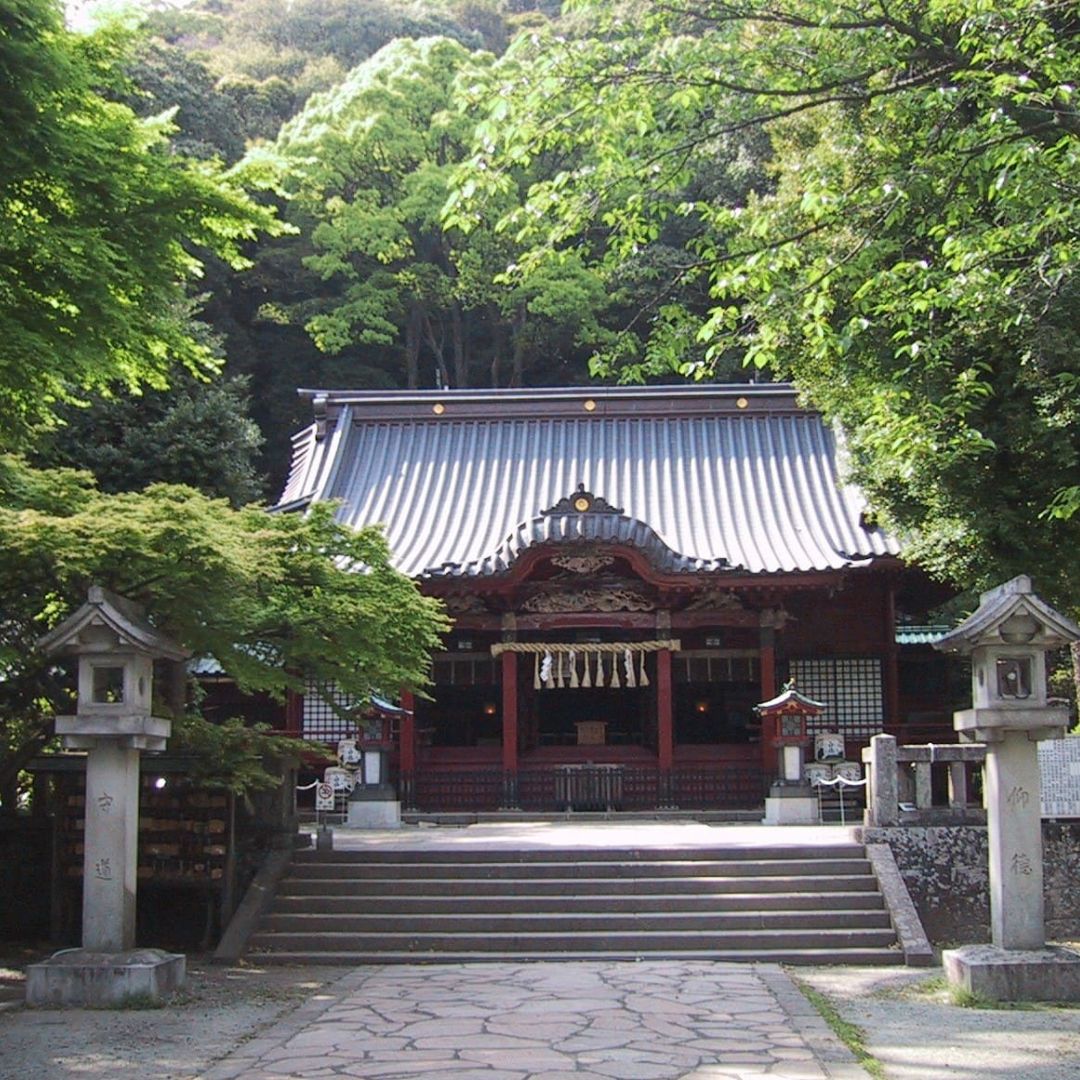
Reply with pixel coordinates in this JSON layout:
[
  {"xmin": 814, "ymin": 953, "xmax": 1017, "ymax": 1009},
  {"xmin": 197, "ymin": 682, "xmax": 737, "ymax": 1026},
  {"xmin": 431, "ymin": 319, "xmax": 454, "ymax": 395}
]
[{"xmin": 246, "ymin": 947, "xmax": 904, "ymax": 966}]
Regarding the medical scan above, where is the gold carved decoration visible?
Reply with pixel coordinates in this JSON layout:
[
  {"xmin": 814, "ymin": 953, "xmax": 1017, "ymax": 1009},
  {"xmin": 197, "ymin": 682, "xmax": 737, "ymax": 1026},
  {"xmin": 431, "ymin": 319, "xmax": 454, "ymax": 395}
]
[
  {"xmin": 551, "ymin": 553, "xmax": 615, "ymax": 574},
  {"xmin": 443, "ymin": 593, "xmax": 487, "ymax": 614},
  {"xmin": 521, "ymin": 587, "xmax": 655, "ymax": 613},
  {"xmin": 686, "ymin": 589, "xmax": 746, "ymax": 612}
]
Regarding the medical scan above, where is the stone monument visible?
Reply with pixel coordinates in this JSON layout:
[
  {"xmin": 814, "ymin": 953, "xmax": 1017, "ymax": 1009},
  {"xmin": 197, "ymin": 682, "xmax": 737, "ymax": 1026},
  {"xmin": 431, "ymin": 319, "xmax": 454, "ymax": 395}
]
[
  {"xmin": 935, "ymin": 575, "xmax": 1080, "ymax": 1001},
  {"xmin": 25, "ymin": 587, "xmax": 191, "ymax": 1006}
]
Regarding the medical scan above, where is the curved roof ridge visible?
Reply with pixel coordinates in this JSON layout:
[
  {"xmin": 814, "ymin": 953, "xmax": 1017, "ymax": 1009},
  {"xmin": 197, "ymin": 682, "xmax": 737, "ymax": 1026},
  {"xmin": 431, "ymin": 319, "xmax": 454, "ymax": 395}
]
[{"xmin": 425, "ymin": 506, "xmax": 736, "ymax": 578}]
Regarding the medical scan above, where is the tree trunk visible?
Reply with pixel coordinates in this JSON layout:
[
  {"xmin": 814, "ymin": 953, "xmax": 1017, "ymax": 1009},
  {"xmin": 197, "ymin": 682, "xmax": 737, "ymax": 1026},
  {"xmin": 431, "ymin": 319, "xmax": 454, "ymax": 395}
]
[
  {"xmin": 451, "ymin": 302, "xmax": 467, "ymax": 388},
  {"xmin": 511, "ymin": 307, "xmax": 529, "ymax": 387},
  {"xmin": 405, "ymin": 308, "xmax": 421, "ymax": 389},
  {"xmin": 490, "ymin": 309, "xmax": 508, "ymax": 387},
  {"xmin": 422, "ymin": 312, "xmax": 451, "ymax": 390},
  {"xmin": 1071, "ymin": 640, "xmax": 1080, "ymax": 729}
]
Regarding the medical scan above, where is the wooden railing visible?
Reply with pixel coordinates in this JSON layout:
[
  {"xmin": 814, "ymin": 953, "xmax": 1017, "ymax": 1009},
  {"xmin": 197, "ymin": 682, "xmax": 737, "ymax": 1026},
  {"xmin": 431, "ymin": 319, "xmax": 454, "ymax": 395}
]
[{"xmin": 406, "ymin": 762, "xmax": 765, "ymax": 813}]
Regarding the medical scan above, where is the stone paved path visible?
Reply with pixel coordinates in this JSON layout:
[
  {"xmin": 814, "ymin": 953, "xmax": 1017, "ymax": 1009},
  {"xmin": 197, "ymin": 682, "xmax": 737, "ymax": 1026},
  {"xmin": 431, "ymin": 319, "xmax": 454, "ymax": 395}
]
[{"xmin": 202, "ymin": 961, "xmax": 864, "ymax": 1080}]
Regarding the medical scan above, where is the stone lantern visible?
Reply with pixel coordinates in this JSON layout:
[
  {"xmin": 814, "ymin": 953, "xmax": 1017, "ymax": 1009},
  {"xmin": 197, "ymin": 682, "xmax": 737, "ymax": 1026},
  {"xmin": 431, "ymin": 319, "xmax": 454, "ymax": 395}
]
[
  {"xmin": 756, "ymin": 683, "xmax": 823, "ymax": 825},
  {"xmin": 26, "ymin": 587, "xmax": 190, "ymax": 1006},
  {"xmin": 935, "ymin": 575, "xmax": 1080, "ymax": 1001}
]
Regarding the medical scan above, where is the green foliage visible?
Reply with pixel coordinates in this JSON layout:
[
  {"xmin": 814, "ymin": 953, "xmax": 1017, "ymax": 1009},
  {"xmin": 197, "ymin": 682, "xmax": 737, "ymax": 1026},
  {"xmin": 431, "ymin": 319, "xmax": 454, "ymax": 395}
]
[
  {"xmin": 0, "ymin": 0, "xmax": 282, "ymax": 450},
  {"xmin": 170, "ymin": 714, "xmax": 318, "ymax": 796},
  {"xmin": 33, "ymin": 374, "xmax": 265, "ymax": 506},
  {"xmin": 259, "ymin": 35, "xmax": 613, "ymax": 387},
  {"xmin": 458, "ymin": 0, "xmax": 1080, "ymax": 605},
  {"xmin": 0, "ymin": 454, "xmax": 448, "ymax": 799}
]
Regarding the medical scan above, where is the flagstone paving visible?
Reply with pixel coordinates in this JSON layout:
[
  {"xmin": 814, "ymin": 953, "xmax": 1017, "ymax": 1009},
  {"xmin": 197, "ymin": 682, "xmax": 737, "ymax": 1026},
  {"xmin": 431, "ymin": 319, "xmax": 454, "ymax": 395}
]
[{"xmin": 202, "ymin": 961, "xmax": 864, "ymax": 1080}]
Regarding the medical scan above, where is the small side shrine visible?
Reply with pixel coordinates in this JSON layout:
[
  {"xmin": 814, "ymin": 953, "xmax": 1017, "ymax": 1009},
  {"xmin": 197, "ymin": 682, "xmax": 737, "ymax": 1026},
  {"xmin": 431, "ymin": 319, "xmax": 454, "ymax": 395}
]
[
  {"xmin": 936, "ymin": 575, "xmax": 1080, "ymax": 1001},
  {"xmin": 26, "ymin": 587, "xmax": 190, "ymax": 1006},
  {"xmin": 756, "ymin": 683, "xmax": 823, "ymax": 825},
  {"xmin": 343, "ymin": 694, "xmax": 409, "ymax": 828}
]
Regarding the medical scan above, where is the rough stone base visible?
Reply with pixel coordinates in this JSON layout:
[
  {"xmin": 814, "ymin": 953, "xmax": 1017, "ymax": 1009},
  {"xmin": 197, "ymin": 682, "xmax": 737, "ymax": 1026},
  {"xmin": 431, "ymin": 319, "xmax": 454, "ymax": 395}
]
[
  {"xmin": 944, "ymin": 944, "xmax": 1080, "ymax": 1002},
  {"xmin": 25, "ymin": 948, "xmax": 186, "ymax": 1007},
  {"xmin": 763, "ymin": 788, "xmax": 817, "ymax": 825},
  {"xmin": 346, "ymin": 799, "xmax": 401, "ymax": 829}
]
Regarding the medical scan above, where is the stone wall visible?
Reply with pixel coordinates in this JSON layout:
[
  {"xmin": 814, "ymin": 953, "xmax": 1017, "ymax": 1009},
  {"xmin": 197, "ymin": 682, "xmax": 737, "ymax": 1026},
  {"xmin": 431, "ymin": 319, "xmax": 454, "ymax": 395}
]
[{"xmin": 862, "ymin": 822, "xmax": 1080, "ymax": 945}]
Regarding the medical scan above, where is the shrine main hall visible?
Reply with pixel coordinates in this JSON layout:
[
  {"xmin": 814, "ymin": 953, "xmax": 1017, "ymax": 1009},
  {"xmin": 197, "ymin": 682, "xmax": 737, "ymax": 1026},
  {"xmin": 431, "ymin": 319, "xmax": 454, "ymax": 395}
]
[{"xmin": 276, "ymin": 383, "xmax": 951, "ymax": 812}]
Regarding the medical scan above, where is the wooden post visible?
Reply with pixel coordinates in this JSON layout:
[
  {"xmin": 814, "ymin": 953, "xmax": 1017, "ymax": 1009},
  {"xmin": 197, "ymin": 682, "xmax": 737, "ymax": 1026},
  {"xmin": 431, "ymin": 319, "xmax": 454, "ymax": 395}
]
[
  {"xmin": 501, "ymin": 650, "xmax": 519, "ymax": 807},
  {"xmin": 884, "ymin": 581, "xmax": 900, "ymax": 732},
  {"xmin": 760, "ymin": 626, "xmax": 777, "ymax": 774},
  {"xmin": 657, "ymin": 648, "xmax": 674, "ymax": 805},
  {"xmin": 284, "ymin": 688, "xmax": 303, "ymax": 738},
  {"xmin": 399, "ymin": 689, "xmax": 416, "ymax": 809}
]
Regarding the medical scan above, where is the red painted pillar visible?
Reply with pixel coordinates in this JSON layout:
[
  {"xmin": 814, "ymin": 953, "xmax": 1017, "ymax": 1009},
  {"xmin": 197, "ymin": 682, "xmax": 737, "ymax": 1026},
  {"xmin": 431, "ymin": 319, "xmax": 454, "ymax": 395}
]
[
  {"xmin": 501, "ymin": 651, "xmax": 519, "ymax": 806},
  {"xmin": 657, "ymin": 648, "xmax": 674, "ymax": 770},
  {"xmin": 760, "ymin": 627, "xmax": 777, "ymax": 774},
  {"xmin": 501, "ymin": 651, "xmax": 519, "ymax": 772},
  {"xmin": 656, "ymin": 648, "xmax": 674, "ymax": 805},
  {"xmin": 399, "ymin": 689, "xmax": 416, "ymax": 809},
  {"xmin": 884, "ymin": 582, "xmax": 900, "ymax": 734},
  {"xmin": 284, "ymin": 688, "xmax": 302, "ymax": 738}
]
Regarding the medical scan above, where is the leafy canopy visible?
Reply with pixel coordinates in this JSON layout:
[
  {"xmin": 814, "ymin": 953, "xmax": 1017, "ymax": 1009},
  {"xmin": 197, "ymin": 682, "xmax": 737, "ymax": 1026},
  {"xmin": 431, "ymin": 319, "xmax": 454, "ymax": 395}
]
[
  {"xmin": 256, "ymin": 34, "xmax": 613, "ymax": 388},
  {"xmin": 456, "ymin": 0, "xmax": 1080, "ymax": 602},
  {"xmin": 0, "ymin": 454, "xmax": 448, "ymax": 793},
  {"xmin": 0, "ymin": 0, "xmax": 281, "ymax": 448}
]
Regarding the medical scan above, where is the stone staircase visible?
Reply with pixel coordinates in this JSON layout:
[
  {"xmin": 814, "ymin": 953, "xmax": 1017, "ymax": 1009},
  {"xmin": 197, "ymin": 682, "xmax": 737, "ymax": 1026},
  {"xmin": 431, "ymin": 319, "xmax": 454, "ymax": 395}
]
[{"xmin": 246, "ymin": 840, "xmax": 904, "ymax": 965}]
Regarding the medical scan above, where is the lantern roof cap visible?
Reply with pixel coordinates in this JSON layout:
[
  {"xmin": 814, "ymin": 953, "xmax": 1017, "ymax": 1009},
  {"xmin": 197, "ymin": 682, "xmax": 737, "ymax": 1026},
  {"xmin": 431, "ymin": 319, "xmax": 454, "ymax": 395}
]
[
  {"xmin": 37, "ymin": 586, "xmax": 191, "ymax": 661},
  {"xmin": 755, "ymin": 685, "xmax": 827, "ymax": 716},
  {"xmin": 934, "ymin": 575, "xmax": 1080, "ymax": 655}
]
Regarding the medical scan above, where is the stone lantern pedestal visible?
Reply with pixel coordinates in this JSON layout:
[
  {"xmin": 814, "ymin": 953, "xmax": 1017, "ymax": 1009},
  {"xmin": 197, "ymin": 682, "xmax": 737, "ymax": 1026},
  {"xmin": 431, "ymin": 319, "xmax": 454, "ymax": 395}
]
[
  {"xmin": 25, "ymin": 587, "xmax": 190, "ymax": 1007},
  {"xmin": 935, "ymin": 575, "xmax": 1080, "ymax": 1001},
  {"xmin": 757, "ymin": 685, "xmax": 823, "ymax": 825}
]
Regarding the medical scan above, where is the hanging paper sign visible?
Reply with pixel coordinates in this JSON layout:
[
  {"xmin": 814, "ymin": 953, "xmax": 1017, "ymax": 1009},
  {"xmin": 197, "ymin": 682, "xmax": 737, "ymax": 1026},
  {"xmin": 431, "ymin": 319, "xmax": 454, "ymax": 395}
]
[
  {"xmin": 337, "ymin": 738, "xmax": 361, "ymax": 766},
  {"xmin": 324, "ymin": 766, "xmax": 355, "ymax": 792},
  {"xmin": 315, "ymin": 782, "xmax": 335, "ymax": 811}
]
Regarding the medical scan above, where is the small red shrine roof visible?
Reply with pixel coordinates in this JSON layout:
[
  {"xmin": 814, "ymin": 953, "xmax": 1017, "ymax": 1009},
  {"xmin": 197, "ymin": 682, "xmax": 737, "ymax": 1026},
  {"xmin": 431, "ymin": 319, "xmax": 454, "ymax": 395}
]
[
  {"xmin": 277, "ymin": 384, "xmax": 898, "ymax": 579},
  {"xmin": 754, "ymin": 686, "xmax": 828, "ymax": 716}
]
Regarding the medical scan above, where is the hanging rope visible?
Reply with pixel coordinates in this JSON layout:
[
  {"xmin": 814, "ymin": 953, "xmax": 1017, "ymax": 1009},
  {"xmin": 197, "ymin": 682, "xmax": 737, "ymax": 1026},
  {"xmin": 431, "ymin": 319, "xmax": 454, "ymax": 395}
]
[{"xmin": 491, "ymin": 640, "xmax": 681, "ymax": 655}]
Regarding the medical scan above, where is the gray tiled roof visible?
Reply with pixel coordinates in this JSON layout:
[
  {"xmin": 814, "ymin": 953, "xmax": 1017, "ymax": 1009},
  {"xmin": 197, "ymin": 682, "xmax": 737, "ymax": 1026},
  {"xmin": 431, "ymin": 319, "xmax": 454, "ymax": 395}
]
[{"xmin": 278, "ymin": 385, "xmax": 899, "ymax": 578}]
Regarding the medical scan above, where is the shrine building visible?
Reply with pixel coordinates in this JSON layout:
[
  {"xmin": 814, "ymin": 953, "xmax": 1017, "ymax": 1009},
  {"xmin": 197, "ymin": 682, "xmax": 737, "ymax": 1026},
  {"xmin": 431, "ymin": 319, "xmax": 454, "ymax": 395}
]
[{"xmin": 276, "ymin": 383, "xmax": 951, "ymax": 812}]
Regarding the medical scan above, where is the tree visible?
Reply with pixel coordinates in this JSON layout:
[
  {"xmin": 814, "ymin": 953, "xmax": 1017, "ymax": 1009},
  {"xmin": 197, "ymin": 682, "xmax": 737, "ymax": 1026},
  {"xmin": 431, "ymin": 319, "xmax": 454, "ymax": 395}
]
[
  {"xmin": 33, "ymin": 373, "xmax": 266, "ymax": 506},
  {"xmin": 458, "ymin": 0, "xmax": 1080, "ymax": 604},
  {"xmin": 0, "ymin": 455, "xmax": 448, "ymax": 809},
  {"xmin": 0, "ymin": 0, "xmax": 280, "ymax": 449},
  {"xmin": 261, "ymin": 35, "xmax": 614, "ymax": 387}
]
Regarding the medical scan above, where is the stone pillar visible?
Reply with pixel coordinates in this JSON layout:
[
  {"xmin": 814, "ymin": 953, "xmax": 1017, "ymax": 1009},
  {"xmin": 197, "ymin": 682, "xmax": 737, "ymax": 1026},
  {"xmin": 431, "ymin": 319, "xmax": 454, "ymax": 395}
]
[
  {"xmin": 985, "ymin": 731, "xmax": 1045, "ymax": 949},
  {"xmin": 864, "ymin": 733, "xmax": 898, "ymax": 827},
  {"xmin": 948, "ymin": 761, "xmax": 969, "ymax": 808},
  {"xmin": 914, "ymin": 761, "xmax": 933, "ymax": 810},
  {"xmin": 82, "ymin": 740, "xmax": 140, "ymax": 952},
  {"xmin": 500, "ymin": 651, "xmax": 519, "ymax": 808}
]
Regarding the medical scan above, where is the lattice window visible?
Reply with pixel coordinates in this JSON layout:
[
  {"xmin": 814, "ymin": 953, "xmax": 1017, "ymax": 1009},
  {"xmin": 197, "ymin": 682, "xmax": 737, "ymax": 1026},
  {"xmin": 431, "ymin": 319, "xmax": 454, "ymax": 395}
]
[
  {"xmin": 301, "ymin": 679, "xmax": 357, "ymax": 744},
  {"xmin": 788, "ymin": 657, "xmax": 884, "ymax": 739},
  {"xmin": 675, "ymin": 654, "xmax": 760, "ymax": 684},
  {"xmin": 431, "ymin": 657, "xmax": 497, "ymax": 686}
]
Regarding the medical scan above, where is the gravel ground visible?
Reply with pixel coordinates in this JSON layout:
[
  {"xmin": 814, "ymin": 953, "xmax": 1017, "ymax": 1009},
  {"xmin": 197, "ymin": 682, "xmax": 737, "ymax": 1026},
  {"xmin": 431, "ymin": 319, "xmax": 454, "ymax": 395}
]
[
  {"xmin": 797, "ymin": 965, "xmax": 1080, "ymax": 1080},
  {"xmin": 0, "ymin": 950, "xmax": 350, "ymax": 1080}
]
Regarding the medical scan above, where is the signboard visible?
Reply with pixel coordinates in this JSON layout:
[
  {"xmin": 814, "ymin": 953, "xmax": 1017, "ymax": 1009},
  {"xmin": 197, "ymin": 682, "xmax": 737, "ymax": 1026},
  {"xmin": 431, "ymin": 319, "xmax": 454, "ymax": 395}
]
[
  {"xmin": 1039, "ymin": 736, "xmax": 1080, "ymax": 818},
  {"xmin": 314, "ymin": 782, "xmax": 335, "ymax": 812}
]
